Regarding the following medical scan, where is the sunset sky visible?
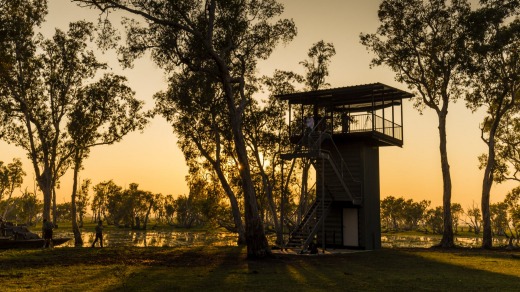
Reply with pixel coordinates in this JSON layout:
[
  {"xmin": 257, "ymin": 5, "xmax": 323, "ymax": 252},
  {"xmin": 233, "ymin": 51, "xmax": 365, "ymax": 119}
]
[{"xmin": 1, "ymin": 0, "xmax": 516, "ymax": 209}]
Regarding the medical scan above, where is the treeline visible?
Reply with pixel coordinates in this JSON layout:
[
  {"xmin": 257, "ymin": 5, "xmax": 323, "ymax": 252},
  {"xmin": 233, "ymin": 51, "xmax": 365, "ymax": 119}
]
[
  {"xmin": 0, "ymin": 177, "xmax": 228, "ymax": 231},
  {"xmin": 381, "ymin": 193, "xmax": 520, "ymax": 242}
]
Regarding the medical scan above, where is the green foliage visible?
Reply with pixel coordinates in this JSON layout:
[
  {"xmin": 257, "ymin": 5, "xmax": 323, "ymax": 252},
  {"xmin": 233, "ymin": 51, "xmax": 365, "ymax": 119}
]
[
  {"xmin": 462, "ymin": 0, "xmax": 520, "ymax": 248},
  {"xmin": 464, "ymin": 202, "xmax": 482, "ymax": 234},
  {"xmin": 92, "ymin": 180, "xmax": 121, "ymax": 223},
  {"xmin": 425, "ymin": 206, "xmax": 444, "ymax": 234},
  {"xmin": 491, "ymin": 201, "xmax": 509, "ymax": 236},
  {"xmin": 1, "ymin": 189, "xmax": 42, "ymax": 225},
  {"xmin": 380, "ymin": 196, "xmax": 430, "ymax": 232},
  {"xmin": 55, "ymin": 202, "xmax": 72, "ymax": 222},
  {"xmin": 0, "ymin": 158, "xmax": 25, "ymax": 203},
  {"xmin": 299, "ymin": 40, "xmax": 336, "ymax": 91},
  {"xmin": 504, "ymin": 186, "xmax": 520, "ymax": 238}
]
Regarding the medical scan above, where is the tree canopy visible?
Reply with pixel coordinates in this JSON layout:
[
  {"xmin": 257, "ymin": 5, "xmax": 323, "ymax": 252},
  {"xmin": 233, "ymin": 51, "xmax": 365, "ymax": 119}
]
[
  {"xmin": 73, "ymin": 0, "xmax": 296, "ymax": 258},
  {"xmin": 361, "ymin": 0, "xmax": 472, "ymax": 248},
  {"xmin": 0, "ymin": 0, "xmax": 147, "ymax": 223}
]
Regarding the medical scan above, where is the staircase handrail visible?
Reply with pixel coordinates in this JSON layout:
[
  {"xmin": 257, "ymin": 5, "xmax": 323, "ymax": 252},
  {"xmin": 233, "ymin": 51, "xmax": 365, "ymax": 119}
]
[
  {"xmin": 329, "ymin": 137, "xmax": 361, "ymax": 184},
  {"xmin": 318, "ymin": 152, "xmax": 355, "ymax": 202},
  {"xmin": 302, "ymin": 200, "xmax": 332, "ymax": 251}
]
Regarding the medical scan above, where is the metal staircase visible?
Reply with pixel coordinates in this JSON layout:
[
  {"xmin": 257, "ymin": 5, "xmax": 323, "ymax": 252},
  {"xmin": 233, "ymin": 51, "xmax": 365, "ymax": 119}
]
[
  {"xmin": 282, "ymin": 122, "xmax": 362, "ymax": 252},
  {"xmin": 285, "ymin": 197, "xmax": 332, "ymax": 250}
]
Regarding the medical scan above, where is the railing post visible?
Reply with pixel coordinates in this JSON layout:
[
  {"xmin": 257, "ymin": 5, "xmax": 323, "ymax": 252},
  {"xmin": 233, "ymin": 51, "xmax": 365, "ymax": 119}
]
[
  {"xmin": 321, "ymin": 157, "xmax": 325, "ymax": 252},
  {"xmin": 392, "ymin": 100, "xmax": 395, "ymax": 138}
]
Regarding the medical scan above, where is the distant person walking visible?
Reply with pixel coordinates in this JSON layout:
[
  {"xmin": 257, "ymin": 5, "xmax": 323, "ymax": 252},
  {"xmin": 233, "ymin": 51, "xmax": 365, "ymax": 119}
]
[
  {"xmin": 91, "ymin": 220, "xmax": 103, "ymax": 248},
  {"xmin": 42, "ymin": 218, "xmax": 54, "ymax": 248}
]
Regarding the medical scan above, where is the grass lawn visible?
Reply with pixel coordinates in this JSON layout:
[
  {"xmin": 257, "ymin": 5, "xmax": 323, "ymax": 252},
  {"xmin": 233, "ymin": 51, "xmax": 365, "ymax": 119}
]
[{"xmin": 1, "ymin": 246, "xmax": 519, "ymax": 291}]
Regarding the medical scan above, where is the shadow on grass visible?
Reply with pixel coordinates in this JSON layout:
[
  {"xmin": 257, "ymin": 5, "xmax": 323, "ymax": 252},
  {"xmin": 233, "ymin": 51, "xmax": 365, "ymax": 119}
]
[
  {"xmin": 1, "ymin": 247, "xmax": 519, "ymax": 291},
  {"xmin": 105, "ymin": 248, "xmax": 520, "ymax": 291}
]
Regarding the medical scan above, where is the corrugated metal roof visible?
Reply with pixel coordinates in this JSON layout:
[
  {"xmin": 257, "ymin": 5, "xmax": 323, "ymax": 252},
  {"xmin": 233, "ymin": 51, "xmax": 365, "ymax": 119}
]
[{"xmin": 275, "ymin": 82, "xmax": 414, "ymax": 106}]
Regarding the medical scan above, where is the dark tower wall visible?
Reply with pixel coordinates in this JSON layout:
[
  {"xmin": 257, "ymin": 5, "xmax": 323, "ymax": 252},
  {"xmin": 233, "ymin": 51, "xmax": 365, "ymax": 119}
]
[
  {"xmin": 317, "ymin": 140, "xmax": 381, "ymax": 250},
  {"xmin": 360, "ymin": 145, "xmax": 381, "ymax": 249}
]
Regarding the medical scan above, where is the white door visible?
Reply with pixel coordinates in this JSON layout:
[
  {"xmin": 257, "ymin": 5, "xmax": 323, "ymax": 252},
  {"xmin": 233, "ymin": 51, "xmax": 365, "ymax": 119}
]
[{"xmin": 343, "ymin": 208, "xmax": 359, "ymax": 247}]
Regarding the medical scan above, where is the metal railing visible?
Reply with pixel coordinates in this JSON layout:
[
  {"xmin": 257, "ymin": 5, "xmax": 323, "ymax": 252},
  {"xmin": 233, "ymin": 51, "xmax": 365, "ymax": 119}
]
[{"xmin": 291, "ymin": 113, "xmax": 402, "ymax": 141}]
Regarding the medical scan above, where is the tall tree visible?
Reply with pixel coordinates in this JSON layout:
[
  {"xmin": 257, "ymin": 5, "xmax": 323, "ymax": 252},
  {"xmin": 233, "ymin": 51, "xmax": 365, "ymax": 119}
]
[
  {"xmin": 0, "ymin": 0, "xmax": 51, "ymax": 217},
  {"xmin": 261, "ymin": 70, "xmax": 303, "ymax": 231},
  {"xmin": 300, "ymin": 40, "xmax": 336, "ymax": 91},
  {"xmin": 67, "ymin": 73, "xmax": 147, "ymax": 245},
  {"xmin": 360, "ymin": 0, "xmax": 471, "ymax": 247},
  {"xmin": 464, "ymin": 0, "xmax": 520, "ymax": 248},
  {"xmin": 76, "ymin": 178, "xmax": 91, "ymax": 228},
  {"xmin": 154, "ymin": 71, "xmax": 246, "ymax": 244},
  {"xmin": 92, "ymin": 180, "xmax": 121, "ymax": 223},
  {"xmin": 155, "ymin": 71, "xmax": 246, "ymax": 244},
  {"xmin": 74, "ymin": 0, "xmax": 296, "ymax": 258}
]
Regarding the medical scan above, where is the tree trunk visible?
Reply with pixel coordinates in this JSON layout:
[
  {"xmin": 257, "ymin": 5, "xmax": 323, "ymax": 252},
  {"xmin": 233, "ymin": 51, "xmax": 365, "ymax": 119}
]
[
  {"xmin": 143, "ymin": 201, "xmax": 153, "ymax": 230},
  {"xmin": 263, "ymin": 175, "xmax": 282, "ymax": 245},
  {"xmin": 438, "ymin": 112, "xmax": 454, "ymax": 248},
  {"xmin": 298, "ymin": 161, "xmax": 311, "ymax": 225},
  {"xmin": 235, "ymin": 131, "xmax": 270, "ymax": 258},
  {"xmin": 52, "ymin": 187, "xmax": 57, "ymax": 225},
  {"xmin": 228, "ymin": 101, "xmax": 270, "ymax": 258},
  {"xmin": 205, "ymin": 25, "xmax": 270, "ymax": 256},
  {"xmin": 214, "ymin": 167, "xmax": 246, "ymax": 245},
  {"xmin": 71, "ymin": 153, "xmax": 83, "ymax": 246},
  {"xmin": 481, "ymin": 119, "xmax": 500, "ymax": 249},
  {"xmin": 38, "ymin": 167, "xmax": 53, "ymax": 221}
]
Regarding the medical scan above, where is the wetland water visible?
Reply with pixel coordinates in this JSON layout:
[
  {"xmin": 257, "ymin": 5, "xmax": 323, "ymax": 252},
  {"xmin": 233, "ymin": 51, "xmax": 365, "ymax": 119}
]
[
  {"xmin": 53, "ymin": 229, "xmax": 238, "ymax": 248},
  {"xmin": 381, "ymin": 234, "xmax": 509, "ymax": 248},
  {"xmin": 49, "ymin": 229, "xmax": 510, "ymax": 248}
]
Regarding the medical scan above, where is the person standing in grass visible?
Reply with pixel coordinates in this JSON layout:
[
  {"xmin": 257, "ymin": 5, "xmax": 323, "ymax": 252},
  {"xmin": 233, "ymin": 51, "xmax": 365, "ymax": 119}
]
[
  {"xmin": 42, "ymin": 218, "xmax": 54, "ymax": 248},
  {"xmin": 91, "ymin": 220, "xmax": 103, "ymax": 248}
]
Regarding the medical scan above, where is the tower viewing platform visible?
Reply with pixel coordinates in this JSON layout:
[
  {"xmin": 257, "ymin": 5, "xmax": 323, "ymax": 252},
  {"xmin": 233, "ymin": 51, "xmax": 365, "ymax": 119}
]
[
  {"xmin": 276, "ymin": 83, "xmax": 413, "ymax": 251},
  {"xmin": 276, "ymin": 82, "xmax": 414, "ymax": 147}
]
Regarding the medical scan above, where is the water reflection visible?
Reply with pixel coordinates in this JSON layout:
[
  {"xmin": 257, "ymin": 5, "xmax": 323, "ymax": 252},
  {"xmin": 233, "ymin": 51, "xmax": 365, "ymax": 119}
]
[
  {"xmin": 51, "ymin": 229, "xmax": 509, "ymax": 248},
  {"xmin": 54, "ymin": 229, "xmax": 238, "ymax": 248},
  {"xmin": 381, "ymin": 235, "xmax": 508, "ymax": 248}
]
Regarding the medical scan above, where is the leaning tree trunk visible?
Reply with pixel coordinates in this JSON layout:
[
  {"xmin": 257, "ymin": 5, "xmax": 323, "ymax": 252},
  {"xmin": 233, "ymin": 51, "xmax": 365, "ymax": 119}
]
[
  {"xmin": 212, "ymin": 164, "xmax": 246, "ymax": 245},
  {"xmin": 481, "ymin": 116, "xmax": 502, "ymax": 249},
  {"xmin": 71, "ymin": 152, "xmax": 83, "ymax": 246},
  {"xmin": 234, "ymin": 128, "xmax": 270, "ymax": 258},
  {"xmin": 263, "ymin": 174, "xmax": 282, "ymax": 245},
  {"xmin": 438, "ymin": 112, "xmax": 454, "ymax": 248},
  {"xmin": 481, "ymin": 155, "xmax": 494, "ymax": 249},
  {"xmin": 227, "ymin": 98, "xmax": 270, "ymax": 258}
]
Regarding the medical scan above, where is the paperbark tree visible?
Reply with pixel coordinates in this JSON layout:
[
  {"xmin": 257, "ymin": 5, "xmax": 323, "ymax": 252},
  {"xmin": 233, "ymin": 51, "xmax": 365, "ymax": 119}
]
[
  {"xmin": 67, "ymin": 74, "xmax": 148, "ymax": 245},
  {"xmin": 155, "ymin": 71, "xmax": 246, "ymax": 244},
  {"xmin": 464, "ymin": 0, "xmax": 520, "ymax": 249},
  {"xmin": 73, "ymin": 0, "xmax": 296, "ymax": 258},
  {"xmin": 0, "ymin": 1, "xmax": 146, "ymax": 237},
  {"xmin": 0, "ymin": 0, "xmax": 49, "ymax": 216},
  {"xmin": 360, "ymin": 0, "xmax": 471, "ymax": 247}
]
